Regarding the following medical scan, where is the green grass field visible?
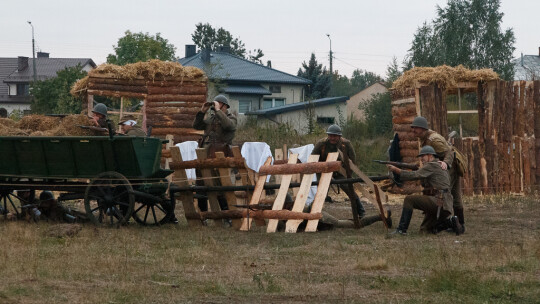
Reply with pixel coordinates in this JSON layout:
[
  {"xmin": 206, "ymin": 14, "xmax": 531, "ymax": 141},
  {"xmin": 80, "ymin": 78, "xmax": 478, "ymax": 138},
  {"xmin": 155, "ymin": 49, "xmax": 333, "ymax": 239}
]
[{"xmin": 1, "ymin": 194, "xmax": 539, "ymax": 303}]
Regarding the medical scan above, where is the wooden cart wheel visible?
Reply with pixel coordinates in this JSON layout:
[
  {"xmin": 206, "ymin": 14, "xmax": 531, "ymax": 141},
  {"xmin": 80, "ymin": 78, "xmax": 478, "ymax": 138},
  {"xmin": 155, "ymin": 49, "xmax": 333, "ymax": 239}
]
[
  {"xmin": 132, "ymin": 197, "xmax": 172, "ymax": 226},
  {"xmin": 84, "ymin": 172, "xmax": 134, "ymax": 226},
  {"xmin": 0, "ymin": 190, "xmax": 20, "ymax": 220}
]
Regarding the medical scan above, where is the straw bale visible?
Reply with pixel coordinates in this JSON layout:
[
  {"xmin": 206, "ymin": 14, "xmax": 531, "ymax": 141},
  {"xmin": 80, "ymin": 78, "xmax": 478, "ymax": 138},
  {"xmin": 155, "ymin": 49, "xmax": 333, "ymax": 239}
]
[
  {"xmin": 0, "ymin": 124, "xmax": 29, "ymax": 136},
  {"xmin": 392, "ymin": 65, "xmax": 499, "ymax": 92},
  {"xmin": 0, "ymin": 118, "xmax": 17, "ymax": 128},
  {"xmin": 17, "ymin": 115, "xmax": 62, "ymax": 132},
  {"xmin": 71, "ymin": 60, "xmax": 206, "ymax": 97},
  {"xmin": 70, "ymin": 76, "xmax": 89, "ymax": 97}
]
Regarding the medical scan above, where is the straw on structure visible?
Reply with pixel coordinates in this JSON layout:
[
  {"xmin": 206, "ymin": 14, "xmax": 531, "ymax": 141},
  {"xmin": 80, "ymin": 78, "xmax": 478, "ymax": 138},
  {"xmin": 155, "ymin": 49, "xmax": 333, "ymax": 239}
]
[
  {"xmin": 0, "ymin": 114, "xmax": 94, "ymax": 136},
  {"xmin": 70, "ymin": 75, "xmax": 89, "ymax": 97},
  {"xmin": 71, "ymin": 60, "xmax": 206, "ymax": 97},
  {"xmin": 391, "ymin": 65, "xmax": 499, "ymax": 92}
]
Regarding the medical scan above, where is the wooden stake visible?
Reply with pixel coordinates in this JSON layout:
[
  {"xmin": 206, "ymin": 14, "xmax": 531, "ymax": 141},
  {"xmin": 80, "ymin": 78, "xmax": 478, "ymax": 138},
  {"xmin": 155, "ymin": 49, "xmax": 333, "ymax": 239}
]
[
  {"xmin": 240, "ymin": 157, "xmax": 272, "ymax": 231},
  {"xmin": 285, "ymin": 155, "xmax": 320, "ymax": 233},
  {"xmin": 170, "ymin": 147, "xmax": 198, "ymax": 227},
  {"xmin": 305, "ymin": 152, "xmax": 339, "ymax": 232},
  {"xmin": 267, "ymin": 154, "xmax": 299, "ymax": 233}
]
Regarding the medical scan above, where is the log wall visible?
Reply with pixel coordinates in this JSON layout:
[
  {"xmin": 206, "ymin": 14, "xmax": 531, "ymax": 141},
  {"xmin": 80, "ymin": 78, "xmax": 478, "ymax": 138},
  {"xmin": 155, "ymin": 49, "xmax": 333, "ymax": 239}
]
[
  {"xmin": 391, "ymin": 80, "xmax": 540, "ymax": 195},
  {"xmin": 85, "ymin": 76, "xmax": 207, "ymax": 143}
]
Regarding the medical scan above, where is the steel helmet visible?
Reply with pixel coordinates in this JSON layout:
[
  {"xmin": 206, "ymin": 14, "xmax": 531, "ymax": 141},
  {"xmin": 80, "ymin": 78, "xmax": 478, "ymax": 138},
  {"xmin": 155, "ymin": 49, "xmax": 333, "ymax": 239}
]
[
  {"xmin": 418, "ymin": 145, "xmax": 437, "ymax": 157},
  {"xmin": 92, "ymin": 103, "xmax": 108, "ymax": 117},
  {"xmin": 214, "ymin": 94, "xmax": 230, "ymax": 107},
  {"xmin": 411, "ymin": 116, "xmax": 428, "ymax": 129},
  {"xmin": 39, "ymin": 191, "xmax": 54, "ymax": 201},
  {"xmin": 326, "ymin": 124, "xmax": 342, "ymax": 136}
]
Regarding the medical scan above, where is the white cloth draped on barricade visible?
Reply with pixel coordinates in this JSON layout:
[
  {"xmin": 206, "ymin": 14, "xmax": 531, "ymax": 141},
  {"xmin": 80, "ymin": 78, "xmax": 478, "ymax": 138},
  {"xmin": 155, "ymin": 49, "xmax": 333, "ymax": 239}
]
[
  {"xmin": 289, "ymin": 144, "xmax": 317, "ymax": 207},
  {"xmin": 175, "ymin": 141, "xmax": 198, "ymax": 180},
  {"xmin": 241, "ymin": 142, "xmax": 274, "ymax": 182}
]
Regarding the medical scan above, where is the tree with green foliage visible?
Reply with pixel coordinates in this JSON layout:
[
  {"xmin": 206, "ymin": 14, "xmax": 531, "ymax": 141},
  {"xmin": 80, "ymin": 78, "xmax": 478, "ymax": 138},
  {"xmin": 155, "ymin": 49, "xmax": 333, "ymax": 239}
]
[
  {"xmin": 385, "ymin": 57, "xmax": 403, "ymax": 87},
  {"xmin": 297, "ymin": 53, "xmax": 330, "ymax": 99},
  {"xmin": 350, "ymin": 69, "xmax": 383, "ymax": 92},
  {"xmin": 107, "ymin": 31, "xmax": 176, "ymax": 65},
  {"xmin": 30, "ymin": 65, "xmax": 87, "ymax": 114},
  {"xmin": 360, "ymin": 92, "xmax": 393, "ymax": 137},
  {"xmin": 407, "ymin": 0, "xmax": 515, "ymax": 80},
  {"xmin": 191, "ymin": 23, "xmax": 264, "ymax": 63}
]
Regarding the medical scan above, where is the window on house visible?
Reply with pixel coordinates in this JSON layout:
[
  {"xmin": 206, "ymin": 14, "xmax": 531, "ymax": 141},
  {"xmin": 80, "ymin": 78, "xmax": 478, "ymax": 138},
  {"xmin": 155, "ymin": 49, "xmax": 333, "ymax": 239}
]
[
  {"xmin": 239, "ymin": 99, "xmax": 252, "ymax": 114},
  {"xmin": 263, "ymin": 98, "xmax": 285, "ymax": 109},
  {"xmin": 269, "ymin": 85, "xmax": 281, "ymax": 93},
  {"xmin": 16, "ymin": 84, "xmax": 29, "ymax": 96},
  {"xmin": 317, "ymin": 117, "xmax": 335, "ymax": 124}
]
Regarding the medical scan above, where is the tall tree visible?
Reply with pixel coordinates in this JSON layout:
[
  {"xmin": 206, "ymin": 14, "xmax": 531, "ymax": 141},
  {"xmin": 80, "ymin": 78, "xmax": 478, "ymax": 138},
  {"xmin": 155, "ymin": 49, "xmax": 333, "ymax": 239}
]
[
  {"xmin": 385, "ymin": 57, "xmax": 403, "ymax": 87},
  {"xmin": 31, "ymin": 65, "xmax": 87, "ymax": 114},
  {"xmin": 350, "ymin": 69, "xmax": 383, "ymax": 92},
  {"xmin": 407, "ymin": 0, "xmax": 515, "ymax": 80},
  {"xmin": 297, "ymin": 53, "xmax": 330, "ymax": 99},
  {"xmin": 191, "ymin": 23, "xmax": 264, "ymax": 63},
  {"xmin": 107, "ymin": 31, "xmax": 176, "ymax": 65}
]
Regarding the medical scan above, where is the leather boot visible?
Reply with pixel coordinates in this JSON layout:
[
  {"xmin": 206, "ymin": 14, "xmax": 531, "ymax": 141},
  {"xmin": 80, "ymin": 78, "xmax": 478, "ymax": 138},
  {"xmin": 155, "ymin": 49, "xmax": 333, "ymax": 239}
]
[
  {"xmin": 391, "ymin": 208, "xmax": 413, "ymax": 235},
  {"xmin": 454, "ymin": 207, "xmax": 465, "ymax": 233},
  {"xmin": 358, "ymin": 215, "xmax": 381, "ymax": 228}
]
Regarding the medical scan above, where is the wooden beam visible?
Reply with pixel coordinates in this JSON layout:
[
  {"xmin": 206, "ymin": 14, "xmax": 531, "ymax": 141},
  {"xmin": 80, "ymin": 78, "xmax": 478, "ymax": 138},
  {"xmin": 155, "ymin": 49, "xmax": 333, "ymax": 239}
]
[
  {"xmin": 305, "ymin": 152, "xmax": 338, "ymax": 232},
  {"xmin": 258, "ymin": 161, "xmax": 341, "ymax": 175},
  {"xmin": 285, "ymin": 155, "xmax": 320, "ymax": 233},
  {"xmin": 170, "ymin": 157, "xmax": 246, "ymax": 170},
  {"xmin": 240, "ymin": 157, "xmax": 273, "ymax": 231},
  {"xmin": 267, "ymin": 154, "xmax": 299, "ymax": 233}
]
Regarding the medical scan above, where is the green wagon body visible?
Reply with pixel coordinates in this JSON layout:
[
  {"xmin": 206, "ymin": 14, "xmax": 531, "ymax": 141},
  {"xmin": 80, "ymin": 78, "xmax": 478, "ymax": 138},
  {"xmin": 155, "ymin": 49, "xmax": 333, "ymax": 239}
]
[{"xmin": 0, "ymin": 136, "xmax": 172, "ymax": 179}]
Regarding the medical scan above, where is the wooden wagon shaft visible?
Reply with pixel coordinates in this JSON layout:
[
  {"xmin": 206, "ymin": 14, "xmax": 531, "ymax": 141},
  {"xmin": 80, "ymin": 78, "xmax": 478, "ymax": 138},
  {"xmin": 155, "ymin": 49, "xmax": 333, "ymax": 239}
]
[
  {"xmin": 258, "ymin": 161, "xmax": 341, "ymax": 175},
  {"xmin": 186, "ymin": 210, "xmax": 322, "ymax": 221},
  {"xmin": 147, "ymin": 86, "xmax": 207, "ymax": 95},
  {"xmin": 87, "ymin": 89, "xmax": 146, "ymax": 99},
  {"xmin": 169, "ymin": 157, "xmax": 246, "ymax": 170},
  {"xmin": 146, "ymin": 94, "xmax": 206, "ymax": 103},
  {"xmin": 146, "ymin": 107, "xmax": 201, "ymax": 115},
  {"xmin": 88, "ymin": 82, "xmax": 148, "ymax": 93}
]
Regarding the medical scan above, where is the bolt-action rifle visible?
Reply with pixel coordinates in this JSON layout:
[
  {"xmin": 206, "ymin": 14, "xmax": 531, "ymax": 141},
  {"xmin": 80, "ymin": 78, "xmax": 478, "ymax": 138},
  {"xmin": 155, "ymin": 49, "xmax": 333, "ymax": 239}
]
[{"xmin": 372, "ymin": 160, "xmax": 419, "ymax": 171}]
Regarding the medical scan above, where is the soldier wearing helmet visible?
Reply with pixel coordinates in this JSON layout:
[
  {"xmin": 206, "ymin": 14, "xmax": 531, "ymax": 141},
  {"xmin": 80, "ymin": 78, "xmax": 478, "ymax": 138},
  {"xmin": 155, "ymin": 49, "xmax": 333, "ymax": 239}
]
[
  {"xmin": 387, "ymin": 145, "xmax": 462, "ymax": 235},
  {"xmin": 311, "ymin": 124, "xmax": 392, "ymax": 229},
  {"xmin": 192, "ymin": 94, "xmax": 237, "ymax": 225},
  {"xmin": 410, "ymin": 116, "xmax": 466, "ymax": 233}
]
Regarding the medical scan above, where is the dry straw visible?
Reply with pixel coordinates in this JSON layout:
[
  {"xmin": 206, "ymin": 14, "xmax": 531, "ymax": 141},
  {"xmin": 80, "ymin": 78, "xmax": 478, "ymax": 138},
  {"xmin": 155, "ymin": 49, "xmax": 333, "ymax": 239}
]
[
  {"xmin": 392, "ymin": 65, "xmax": 499, "ymax": 92},
  {"xmin": 71, "ymin": 59, "xmax": 206, "ymax": 97},
  {"xmin": 0, "ymin": 114, "xmax": 94, "ymax": 136}
]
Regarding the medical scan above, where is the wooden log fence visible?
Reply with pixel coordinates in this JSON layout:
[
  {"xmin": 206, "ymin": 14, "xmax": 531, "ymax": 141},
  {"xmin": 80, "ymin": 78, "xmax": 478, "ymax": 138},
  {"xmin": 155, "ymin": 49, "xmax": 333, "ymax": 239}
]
[{"xmin": 391, "ymin": 80, "xmax": 540, "ymax": 195}]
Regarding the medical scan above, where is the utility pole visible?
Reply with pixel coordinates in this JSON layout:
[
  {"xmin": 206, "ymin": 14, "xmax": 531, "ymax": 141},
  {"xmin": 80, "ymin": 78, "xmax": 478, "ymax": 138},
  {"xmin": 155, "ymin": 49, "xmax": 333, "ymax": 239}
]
[
  {"xmin": 27, "ymin": 21, "xmax": 37, "ymax": 83},
  {"xmin": 326, "ymin": 34, "xmax": 333, "ymax": 75}
]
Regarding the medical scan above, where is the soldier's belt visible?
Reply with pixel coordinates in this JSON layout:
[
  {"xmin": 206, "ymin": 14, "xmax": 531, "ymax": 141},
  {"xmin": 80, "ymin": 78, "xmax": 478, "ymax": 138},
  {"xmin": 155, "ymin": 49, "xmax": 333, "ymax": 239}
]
[{"xmin": 422, "ymin": 188, "xmax": 449, "ymax": 196}]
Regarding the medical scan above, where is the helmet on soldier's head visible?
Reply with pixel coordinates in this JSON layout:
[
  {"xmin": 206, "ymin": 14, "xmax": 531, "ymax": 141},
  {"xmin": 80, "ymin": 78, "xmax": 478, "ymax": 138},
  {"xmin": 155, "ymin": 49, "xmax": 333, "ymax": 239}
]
[
  {"xmin": 39, "ymin": 191, "xmax": 54, "ymax": 202},
  {"xmin": 418, "ymin": 145, "xmax": 437, "ymax": 157},
  {"xmin": 213, "ymin": 95, "xmax": 230, "ymax": 107},
  {"xmin": 92, "ymin": 103, "xmax": 108, "ymax": 117},
  {"xmin": 411, "ymin": 116, "xmax": 429, "ymax": 130},
  {"xmin": 326, "ymin": 124, "xmax": 342, "ymax": 136}
]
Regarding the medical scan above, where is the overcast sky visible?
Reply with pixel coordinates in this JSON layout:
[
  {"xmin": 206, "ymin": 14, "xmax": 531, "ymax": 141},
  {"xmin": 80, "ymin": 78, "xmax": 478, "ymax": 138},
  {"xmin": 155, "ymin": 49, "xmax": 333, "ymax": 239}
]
[{"xmin": 1, "ymin": 0, "xmax": 538, "ymax": 78}]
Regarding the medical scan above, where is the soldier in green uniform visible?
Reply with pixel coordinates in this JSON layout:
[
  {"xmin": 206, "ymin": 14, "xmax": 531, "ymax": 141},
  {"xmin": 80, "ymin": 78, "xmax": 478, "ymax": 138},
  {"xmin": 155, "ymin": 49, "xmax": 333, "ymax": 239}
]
[
  {"xmin": 311, "ymin": 124, "xmax": 392, "ymax": 229},
  {"xmin": 118, "ymin": 115, "xmax": 146, "ymax": 136},
  {"xmin": 411, "ymin": 116, "xmax": 466, "ymax": 233},
  {"xmin": 192, "ymin": 95, "xmax": 237, "ymax": 225},
  {"xmin": 388, "ymin": 145, "xmax": 462, "ymax": 235}
]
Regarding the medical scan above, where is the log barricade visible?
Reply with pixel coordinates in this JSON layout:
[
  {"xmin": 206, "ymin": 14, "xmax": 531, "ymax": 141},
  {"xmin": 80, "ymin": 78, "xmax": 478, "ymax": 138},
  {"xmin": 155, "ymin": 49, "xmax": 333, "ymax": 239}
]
[{"xmin": 168, "ymin": 149, "xmax": 345, "ymax": 232}]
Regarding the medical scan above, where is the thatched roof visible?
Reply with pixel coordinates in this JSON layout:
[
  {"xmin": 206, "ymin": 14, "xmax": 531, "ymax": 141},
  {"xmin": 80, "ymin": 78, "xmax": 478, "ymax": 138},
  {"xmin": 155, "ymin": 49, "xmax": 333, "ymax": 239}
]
[
  {"xmin": 391, "ymin": 65, "xmax": 499, "ymax": 92},
  {"xmin": 70, "ymin": 59, "xmax": 206, "ymax": 96}
]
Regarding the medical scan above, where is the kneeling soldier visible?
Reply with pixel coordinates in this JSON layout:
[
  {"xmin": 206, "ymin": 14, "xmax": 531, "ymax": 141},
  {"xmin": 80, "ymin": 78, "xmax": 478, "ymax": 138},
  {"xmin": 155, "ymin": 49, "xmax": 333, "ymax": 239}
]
[{"xmin": 387, "ymin": 145, "xmax": 462, "ymax": 235}]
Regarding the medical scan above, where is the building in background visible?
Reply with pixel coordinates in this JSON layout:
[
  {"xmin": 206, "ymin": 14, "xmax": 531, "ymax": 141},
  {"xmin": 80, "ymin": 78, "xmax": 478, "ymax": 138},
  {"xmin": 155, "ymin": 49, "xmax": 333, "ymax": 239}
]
[{"xmin": 0, "ymin": 52, "xmax": 95, "ymax": 114}]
